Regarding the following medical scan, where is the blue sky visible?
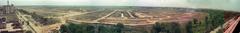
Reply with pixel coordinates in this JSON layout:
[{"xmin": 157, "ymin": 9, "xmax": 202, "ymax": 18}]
[{"xmin": 0, "ymin": 0, "xmax": 239, "ymax": 11}]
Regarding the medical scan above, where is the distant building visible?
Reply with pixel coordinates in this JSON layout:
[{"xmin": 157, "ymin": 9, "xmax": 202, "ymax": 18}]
[
  {"xmin": 0, "ymin": 4, "xmax": 16, "ymax": 16},
  {"xmin": 0, "ymin": 0, "xmax": 25, "ymax": 33}
]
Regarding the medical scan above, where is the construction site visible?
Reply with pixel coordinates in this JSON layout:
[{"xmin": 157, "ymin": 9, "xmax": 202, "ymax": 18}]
[
  {"xmin": 2, "ymin": 0, "xmax": 240, "ymax": 33},
  {"xmin": 0, "ymin": 0, "xmax": 229, "ymax": 33},
  {"xmin": 14, "ymin": 5, "xmax": 208, "ymax": 33},
  {"xmin": 67, "ymin": 8, "xmax": 205, "ymax": 26}
]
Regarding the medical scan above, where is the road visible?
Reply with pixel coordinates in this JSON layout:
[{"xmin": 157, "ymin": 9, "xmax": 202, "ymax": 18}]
[
  {"xmin": 67, "ymin": 10, "xmax": 158, "ymax": 26},
  {"xmin": 17, "ymin": 11, "xmax": 39, "ymax": 33},
  {"xmin": 209, "ymin": 17, "xmax": 237, "ymax": 33},
  {"xmin": 224, "ymin": 16, "xmax": 240, "ymax": 33},
  {"xmin": 127, "ymin": 10, "xmax": 135, "ymax": 18},
  {"xmin": 67, "ymin": 10, "xmax": 148, "ymax": 25},
  {"xmin": 15, "ymin": 8, "xmax": 107, "ymax": 33},
  {"xmin": 93, "ymin": 10, "xmax": 117, "ymax": 22},
  {"xmin": 68, "ymin": 10, "xmax": 117, "ymax": 24}
]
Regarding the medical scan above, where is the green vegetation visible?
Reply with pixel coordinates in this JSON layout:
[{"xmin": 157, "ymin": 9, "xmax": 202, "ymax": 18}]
[
  {"xmin": 18, "ymin": 9, "xmax": 61, "ymax": 25},
  {"xmin": 60, "ymin": 23, "xmax": 95, "ymax": 33},
  {"xmin": 153, "ymin": 22, "xmax": 161, "ymax": 33},
  {"xmin": 186, "ymin": 19, "xmax": 206, "ymax": 33},
  {"xmin": 115, "ymin": 23, "xmax": 124, "ymax": 33},
  {"xmin": 18, "ymin": 9, "xmax": 31, "ymax": 14},
  {"xmin": 186, "ymin": 9, "xmax": 224, "ymax": 33},
  {"xmin": 152, "ymin": 9, "xmax": 225, "ymax": 33},
  {"xmin": 25, "ymin": 30, "xmax": 32, "ymax": 33},
  {"xmin": 31, "ymin": 12, "xmax": 61, "ymax": 25},
  {"xmin": 60, "ymin": 23, "xmax": 125, "ymax": 33},
  {"xmin": 153, "ymin": 22, "xmax": 181, "ymax": 33},
  {"xmin": 18, "ymin": 6, "xmax": 226, "ymax": 33}
]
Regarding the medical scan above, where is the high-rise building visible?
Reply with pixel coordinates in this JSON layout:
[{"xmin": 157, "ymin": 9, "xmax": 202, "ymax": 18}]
[{"xmin": 0, "ymin": 0, "xmax": 24, "ymax": 33}]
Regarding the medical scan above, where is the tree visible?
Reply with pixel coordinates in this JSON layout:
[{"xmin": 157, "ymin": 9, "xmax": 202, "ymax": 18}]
[
  {"xmin": 165, "ymin": 22, "xmax": 181, "ymax": 33},
  {"xmin": 153, "ymin": 22, "xmax": 181, "ymax": 33},
  {"xmin": 153, "ymin": 22, "xmax": 161, "ymax": 33},
  {"xmin": 193, "ymin": 18, "xmax": 198, "ymax": 24},
  {"xmin": 25, "ymin": 31, "xmax": 32, "ymax": 33},
  {"xmin": 186, "ymin": 21, "xmax": 193, "ymax": 33},
  {"xmin": 86, "ymin": 25, "xmax": 95, "ymax": 33},
  {"xmin": 115, "ymin": 23, "xmax": 124, "ymax": 33}
]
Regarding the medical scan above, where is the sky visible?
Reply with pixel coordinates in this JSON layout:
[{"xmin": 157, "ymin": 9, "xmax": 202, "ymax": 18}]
[
  {"xmin": 0, "ymin": 0, "xmax": 190, "ymax": 6},
  {"xmin": 0, "ymin": 0, "xmax": 239, "ymax": 11}
]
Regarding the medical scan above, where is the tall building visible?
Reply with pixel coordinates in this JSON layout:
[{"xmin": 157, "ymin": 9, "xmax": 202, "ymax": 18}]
[
  {"xmin": 0, "ymin": 0, "xmax": 16, "ymax": 16},
  {"xmin": 0, "ymin": 0, "xmax": 24, "ymax": 33}
]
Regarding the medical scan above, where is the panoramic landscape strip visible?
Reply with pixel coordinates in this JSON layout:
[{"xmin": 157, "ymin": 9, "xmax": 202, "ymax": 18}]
[{"xmin": 1, "ymin": 0, "xmax": 240, "ymax": 33}]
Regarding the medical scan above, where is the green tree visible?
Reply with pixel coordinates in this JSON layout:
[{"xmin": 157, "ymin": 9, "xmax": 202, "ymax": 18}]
[
  {"xmin": 186, "ymin": 21, "xmax": 193, "ymax": 33},
  {"xmin": 156, "ymin": 22, "xmax": 181, "ymax": 33},
  {"xmin": 115, "ymin": 23, "xmax": 124, "ymax": 33},
  {"xmin": 153, "ymin": 22, "xmax": 161, "ymax": 33},
  {"xmin": 25, "ymin": 31, "xmax": 32, "ymax": 33}
]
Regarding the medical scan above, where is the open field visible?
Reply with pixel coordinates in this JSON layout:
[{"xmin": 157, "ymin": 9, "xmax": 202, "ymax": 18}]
[
  {"xmin": 96, "ymin": 8, "xmax": 206, "ymax": 25},
  {"xmin": 70, "ymin": 10, "xmax": 113, "ymax": 21},
  {"xmin": 16, "ymin": 6, "xmax": 227, "ymax": 33},
  {"xmin": 17, "ymin": 6, "xmax": 99, "ymax": 17},
  {"xmin": 18, "ymin": 6, "xmax": 207, "ymax": 25}
]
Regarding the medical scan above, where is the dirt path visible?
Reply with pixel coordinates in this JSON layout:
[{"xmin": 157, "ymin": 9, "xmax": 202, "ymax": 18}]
[
  {"xmin": 93, "ymin": 10, "xmax": 117, "ymax": 22},
  {"xmin": 58, "ymin": 11, "xmax": 98, "ymax": 18},
  {"xmin": 127, "ymin": 10, "xmax": 135, "ymax": 18}
]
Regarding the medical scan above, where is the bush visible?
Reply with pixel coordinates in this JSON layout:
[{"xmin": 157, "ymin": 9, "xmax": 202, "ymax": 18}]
[{"xmin": 153, "ymin": 22, "xmax": 181, "ymax": 33}]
